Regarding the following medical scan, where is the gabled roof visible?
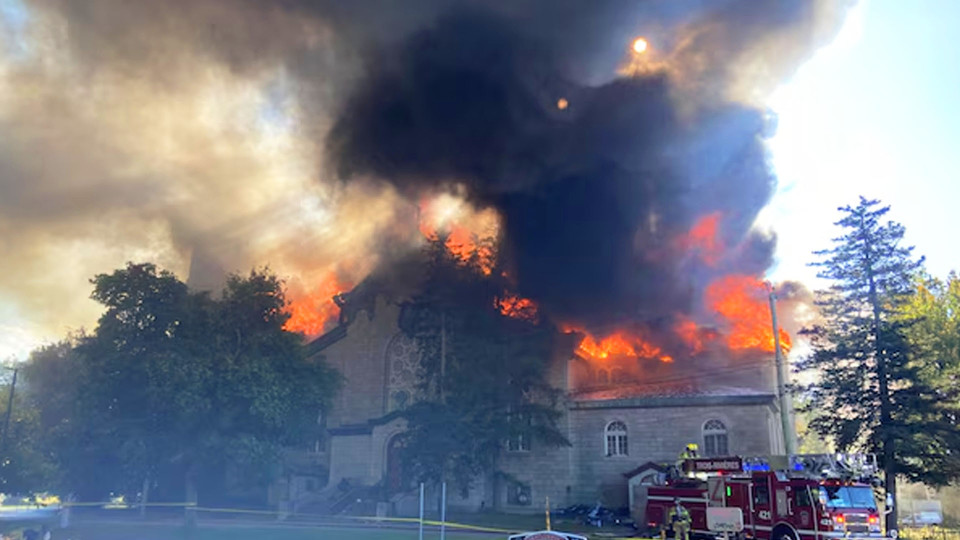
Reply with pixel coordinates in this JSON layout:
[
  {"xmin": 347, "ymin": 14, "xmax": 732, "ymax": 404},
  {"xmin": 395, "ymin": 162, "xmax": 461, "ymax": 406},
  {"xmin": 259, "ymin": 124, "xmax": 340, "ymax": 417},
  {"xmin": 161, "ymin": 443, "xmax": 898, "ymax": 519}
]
[
  {"xmin": 305, "ymin": 324, "xmax": 348, "ymax": 357},
  {"xmin": 623, "ymin": 461, "xmax": 667, "ymax": 479},
  {"xmin": 303, "ymin": 256, "xmax": 426, "ymax": 355},
  {"xmin": 303, "ymin": 275, "xmax": 381, "ymax": 356}
]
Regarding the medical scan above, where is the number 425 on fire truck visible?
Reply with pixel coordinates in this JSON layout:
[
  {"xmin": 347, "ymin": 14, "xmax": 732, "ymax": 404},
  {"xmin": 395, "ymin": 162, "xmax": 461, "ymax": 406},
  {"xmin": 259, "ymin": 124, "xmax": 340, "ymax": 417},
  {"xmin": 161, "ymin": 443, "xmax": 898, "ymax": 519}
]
[{"xmin": 642, "ymin": 454, "xmax": 895, "ymax": 540}]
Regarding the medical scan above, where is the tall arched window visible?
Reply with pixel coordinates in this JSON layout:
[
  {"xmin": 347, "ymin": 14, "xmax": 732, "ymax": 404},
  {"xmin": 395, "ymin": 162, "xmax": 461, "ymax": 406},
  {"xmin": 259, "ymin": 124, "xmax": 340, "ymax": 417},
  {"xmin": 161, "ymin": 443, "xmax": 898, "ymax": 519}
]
[
  {"xmin": 605, "ymin": 421, "xmax": 628, "ymax": 457},
  {"xmin": 385, "ymin": 333, "xmax": 421, "ymax": 412},
  {"xmin": 702, "ymin": 419, "xmax": 729, "ymax": 456}
]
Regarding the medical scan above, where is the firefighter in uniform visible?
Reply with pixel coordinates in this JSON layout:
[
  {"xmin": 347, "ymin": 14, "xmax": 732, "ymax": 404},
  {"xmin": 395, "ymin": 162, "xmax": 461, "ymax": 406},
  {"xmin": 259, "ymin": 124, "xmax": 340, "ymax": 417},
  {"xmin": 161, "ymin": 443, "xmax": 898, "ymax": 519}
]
[
  {"xmin": 663, "ymin": 498, "xmax": 692, "ymax": 540},
  {"xmin": 675, "ymin": 443, "xmax": 699, "ymax": 477}
]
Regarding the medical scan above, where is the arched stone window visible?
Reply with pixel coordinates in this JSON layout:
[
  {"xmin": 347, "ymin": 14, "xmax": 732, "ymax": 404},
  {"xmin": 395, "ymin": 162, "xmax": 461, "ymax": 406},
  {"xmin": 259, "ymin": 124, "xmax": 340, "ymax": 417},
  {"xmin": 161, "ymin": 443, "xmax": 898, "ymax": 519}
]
[
  {"xmin": 702, "ymin": 419, "xmax": 729, "ymax": 456},
  {"xmin": 605, "ymin": 420, "xmax": 628, "ymax": 457}
]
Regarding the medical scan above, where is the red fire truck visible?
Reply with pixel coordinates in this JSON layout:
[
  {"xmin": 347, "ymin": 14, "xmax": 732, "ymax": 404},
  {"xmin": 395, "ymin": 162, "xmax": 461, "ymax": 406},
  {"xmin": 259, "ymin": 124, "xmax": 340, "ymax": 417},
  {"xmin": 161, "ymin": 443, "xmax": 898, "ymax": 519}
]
[{"xmin": 643, "ymin": 454, "xmax": 890, "ymax": 540}]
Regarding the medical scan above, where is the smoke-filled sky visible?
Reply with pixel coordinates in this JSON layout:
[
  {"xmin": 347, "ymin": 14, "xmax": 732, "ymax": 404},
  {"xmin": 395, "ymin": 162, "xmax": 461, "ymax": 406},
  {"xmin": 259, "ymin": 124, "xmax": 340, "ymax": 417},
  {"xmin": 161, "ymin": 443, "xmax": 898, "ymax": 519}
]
[{"xmin": 1, "ymin": 0, "xmax": 956, "ymax": 360}]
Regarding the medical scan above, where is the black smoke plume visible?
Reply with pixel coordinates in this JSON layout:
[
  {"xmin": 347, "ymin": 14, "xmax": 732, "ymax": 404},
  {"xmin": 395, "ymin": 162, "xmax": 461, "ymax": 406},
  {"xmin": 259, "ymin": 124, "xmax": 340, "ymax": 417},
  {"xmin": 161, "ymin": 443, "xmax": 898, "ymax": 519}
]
[
  {"xmin": 0, "ymin": 0, "xmax": 849, "ymax": 346},
  {"xmin": 326, "ymin": 4, "xmax": 823, "ymax": 330}
]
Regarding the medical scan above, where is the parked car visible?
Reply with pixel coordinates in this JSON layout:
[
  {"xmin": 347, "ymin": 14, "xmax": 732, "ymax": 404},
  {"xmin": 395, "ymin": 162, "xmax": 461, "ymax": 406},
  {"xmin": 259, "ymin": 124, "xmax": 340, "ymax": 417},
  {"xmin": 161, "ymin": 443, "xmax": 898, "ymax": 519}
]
[{"xmin": 904, "ymin": 511, "xmax": 943, "ymax": 527}]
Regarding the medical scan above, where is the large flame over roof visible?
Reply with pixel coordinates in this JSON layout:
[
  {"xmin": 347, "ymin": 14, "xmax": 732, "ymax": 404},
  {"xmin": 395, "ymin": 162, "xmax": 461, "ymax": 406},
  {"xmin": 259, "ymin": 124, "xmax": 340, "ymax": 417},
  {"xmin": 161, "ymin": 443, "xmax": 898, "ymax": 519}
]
[
  {"xmin": 283, "ymin": 271, "xmax": 353, "ymax": 336},
  {"xmin": 401, "ymin": 191, "xmax": 792, "ymax": 368},
  {"xmin": 706, "ymin": 274, "xmax": 792, "ymax": 353}
]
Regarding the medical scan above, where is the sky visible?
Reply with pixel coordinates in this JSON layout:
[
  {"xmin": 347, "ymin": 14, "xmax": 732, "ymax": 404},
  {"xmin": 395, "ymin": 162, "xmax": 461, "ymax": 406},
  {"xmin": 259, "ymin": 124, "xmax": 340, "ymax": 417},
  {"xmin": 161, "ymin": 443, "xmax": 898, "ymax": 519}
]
[
  {"xmin": 764, "ymin": 0, "xmax": 960, "ymax": 287},
  {"xmin": 1, "ymin": 0, "xmax": 959, "ymax": 361}
]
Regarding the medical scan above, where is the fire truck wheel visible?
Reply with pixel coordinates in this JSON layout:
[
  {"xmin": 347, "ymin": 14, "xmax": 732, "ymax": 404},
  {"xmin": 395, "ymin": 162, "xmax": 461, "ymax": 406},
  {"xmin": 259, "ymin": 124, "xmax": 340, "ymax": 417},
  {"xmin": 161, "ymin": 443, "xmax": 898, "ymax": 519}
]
[{"xmin": 772, "ymin": 525, "xmax": 798, "ymax": 540}]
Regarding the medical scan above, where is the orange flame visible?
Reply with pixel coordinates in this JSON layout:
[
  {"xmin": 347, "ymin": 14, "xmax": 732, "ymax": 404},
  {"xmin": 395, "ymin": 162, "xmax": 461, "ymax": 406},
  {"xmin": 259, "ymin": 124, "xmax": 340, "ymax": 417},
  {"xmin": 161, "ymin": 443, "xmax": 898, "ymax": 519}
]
[
  {"xmin": 419, "ymin": 218, "xmax": 439, "ymax": 241},
  {"xmin": 283, "ymin": 272, "xmax": 352, "ymax": 337},
  {"xmin": 563, "ymin": 326, "xmax": 673, "ymax": 363},
  {"xmin": 495, "ymin": 292, "xmax": 539, "ymax": 322},
  {"xmin": 705, "ymin": 275, "xmax": 792, "ymax": 353},
  {"xmin": 418, "ymin": 196, "xmax": 498, "ymax": 275},
  {"xmin": 445, "ymin": 226, "xmax": 495, "ymax": 275},
  {"xmin": 673, "ymin": 316, "xmax": 704, "ymax": 355},
  {"xmin": 680, "ymin": 212, "xmax": 723, "ymax": 266}
]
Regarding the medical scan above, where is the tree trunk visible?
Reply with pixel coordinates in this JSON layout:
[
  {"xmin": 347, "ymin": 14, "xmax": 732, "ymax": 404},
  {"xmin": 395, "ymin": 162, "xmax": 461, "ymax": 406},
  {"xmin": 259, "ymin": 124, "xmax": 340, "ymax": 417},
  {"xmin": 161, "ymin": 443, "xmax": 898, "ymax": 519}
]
[
  {"xmin": 885, "ymin": 467, "xmax": 897, "ymax": 532},
  {"xmin": 490, "ymin": 453, "xmax": 501, "ymax": 512},
  {"xmin": 140, "ymin": 476, "xmax": 150, "ymax": 518},
  {"xmin": 864, "ymin": 218, "xmax": 897, "ymax": 531},
  {"xmin": 439, "ymin": 310, "xmax": 447, "ymax": 403}
]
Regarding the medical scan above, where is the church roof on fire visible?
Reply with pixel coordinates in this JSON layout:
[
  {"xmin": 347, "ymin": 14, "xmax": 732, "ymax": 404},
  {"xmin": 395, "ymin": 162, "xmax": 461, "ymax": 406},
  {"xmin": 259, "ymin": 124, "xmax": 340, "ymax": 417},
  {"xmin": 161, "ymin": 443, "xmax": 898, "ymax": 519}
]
[{"xmin": 569, "ymin": 381, "xmax": 775, "ymax": 409}]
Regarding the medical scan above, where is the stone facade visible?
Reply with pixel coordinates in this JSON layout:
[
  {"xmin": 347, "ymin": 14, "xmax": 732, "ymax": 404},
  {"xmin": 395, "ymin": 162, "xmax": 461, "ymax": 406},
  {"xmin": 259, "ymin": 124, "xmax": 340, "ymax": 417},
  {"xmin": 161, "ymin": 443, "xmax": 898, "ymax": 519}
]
[
  {"xmin": 492, "ymin": 395, "xmax": 782, "ymax": 511},
  {"xmin": 305, "ymin": 292, "xmax": 782, "ymax": 513}
]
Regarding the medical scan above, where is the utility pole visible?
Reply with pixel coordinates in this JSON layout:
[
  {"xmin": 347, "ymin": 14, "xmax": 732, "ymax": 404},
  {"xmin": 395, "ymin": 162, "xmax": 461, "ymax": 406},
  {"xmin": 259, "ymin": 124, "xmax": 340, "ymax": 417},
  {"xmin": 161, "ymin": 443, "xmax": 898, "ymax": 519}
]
[
  {"xmin": 440, "ymin": 311, "xmax": 446, "ymax": 402},
  {"xmin": 418, "ymin": 482, "xmax": 425, "ymax": 540},
  {"xmin": 1, "ymin": 367, "xmax": 18, "ymax": 454},
  {"xmin": 768, "ymin": 287, "xmax": 796, "ymax": 455}
]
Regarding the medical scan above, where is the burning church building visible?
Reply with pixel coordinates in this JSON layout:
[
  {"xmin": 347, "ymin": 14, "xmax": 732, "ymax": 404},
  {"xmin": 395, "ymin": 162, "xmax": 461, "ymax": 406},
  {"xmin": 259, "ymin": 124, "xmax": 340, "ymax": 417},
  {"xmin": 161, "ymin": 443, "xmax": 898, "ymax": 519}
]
[
  {"xmin": 294, "ymin": 268, "xmax": 790, "ymax": 512},
  {"xmin": 267, "ymin": 0, "xmax": 845, "ymax": 515}
]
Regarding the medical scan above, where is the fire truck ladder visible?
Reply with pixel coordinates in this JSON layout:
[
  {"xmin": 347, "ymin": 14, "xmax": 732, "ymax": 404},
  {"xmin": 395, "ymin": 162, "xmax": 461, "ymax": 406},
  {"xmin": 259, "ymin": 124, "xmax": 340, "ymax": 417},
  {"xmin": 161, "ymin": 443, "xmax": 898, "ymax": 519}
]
[{"xmin": 741, "ymin": 454, "xmax": 879, "ymax": 482}]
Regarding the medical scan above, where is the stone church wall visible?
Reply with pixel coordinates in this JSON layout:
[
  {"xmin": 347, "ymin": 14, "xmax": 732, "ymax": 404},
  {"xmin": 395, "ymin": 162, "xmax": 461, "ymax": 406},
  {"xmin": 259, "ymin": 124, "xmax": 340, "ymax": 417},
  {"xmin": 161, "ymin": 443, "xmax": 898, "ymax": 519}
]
[
  {"xmin": 566, "ymin": 399, "xmax": 778, "ymax": 507},
  {"xmin": 329, "ymin": 433, "xmax": 376, "ymax": 484},
  {"xmin": 315, "ymin": 297, "xmax": 405, "ymax": 428}
]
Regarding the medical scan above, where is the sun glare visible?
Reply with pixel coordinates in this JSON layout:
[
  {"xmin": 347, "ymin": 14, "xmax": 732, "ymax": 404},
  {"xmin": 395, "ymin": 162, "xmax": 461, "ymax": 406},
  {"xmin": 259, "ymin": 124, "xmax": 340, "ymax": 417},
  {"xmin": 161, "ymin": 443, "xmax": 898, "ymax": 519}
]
[{"xmin": 632, "ymin": 37, "xmax": 648, "ymax": 54}]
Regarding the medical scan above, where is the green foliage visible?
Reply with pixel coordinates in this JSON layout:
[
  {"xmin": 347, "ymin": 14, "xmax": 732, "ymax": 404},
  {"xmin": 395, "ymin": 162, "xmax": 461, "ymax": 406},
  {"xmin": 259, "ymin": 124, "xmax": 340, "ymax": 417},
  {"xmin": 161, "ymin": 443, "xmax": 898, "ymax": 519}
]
[
  {"xmin": 396, "ymin": 240, "xmax": 567, "ymax": 496},
  {"xmin": 19, "ymin": 263, "xmax": 339, "ymax": 501},
  {"xmin": 18, "ymin": 339, "xmax": 119, "ymax": 497},
  {"xmin": 897, "ymin": 273, "xmax": 960, "ymax": 484},
  {"xmin": 900, "ymin": 274, "xmax": 960, "ymax": 392},
  {"xmin": 0, "ymin": 382, "xmax": 57, "ymax": 494},
  {"xmin": 798, "ymin": 198, "xmax": 960, "ymax": 505},
  {"xmin": 793, "ymin": 401, "xmax": 831, "ymax": 454}
]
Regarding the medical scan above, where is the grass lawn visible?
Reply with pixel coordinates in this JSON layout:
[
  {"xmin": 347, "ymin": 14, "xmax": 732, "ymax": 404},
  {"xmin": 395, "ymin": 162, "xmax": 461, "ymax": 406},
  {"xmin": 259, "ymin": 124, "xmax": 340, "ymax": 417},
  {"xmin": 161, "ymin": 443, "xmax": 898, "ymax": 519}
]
[
  {"xmin": 443, "ymin": 511, "xmax": 547, "ymax": 531},
  {"xmin": 3, "ymin": 511, "xmax": 645, "ymax": 539},
  {"xmin": 420, "ymin": 510, "xmax": 637, "ymax": 536},
  {"xmin": 49, "ymin": 522, "xmax": 502, "ymax": 540}
]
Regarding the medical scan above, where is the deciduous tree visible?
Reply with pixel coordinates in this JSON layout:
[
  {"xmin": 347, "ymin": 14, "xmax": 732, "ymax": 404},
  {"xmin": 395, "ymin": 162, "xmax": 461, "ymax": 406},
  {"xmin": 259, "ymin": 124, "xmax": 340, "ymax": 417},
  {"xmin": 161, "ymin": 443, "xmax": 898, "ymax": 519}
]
[
  {"xmin": 0, "ymin": 375, "xmax": 56, "ymax": 494},
  {"xmin": 21, "ymin": 263, "xmax": 339, "ymax": 503},
  {"xmin": 897, "ymin": 273, "xmax": 960, "ymax": 484}
]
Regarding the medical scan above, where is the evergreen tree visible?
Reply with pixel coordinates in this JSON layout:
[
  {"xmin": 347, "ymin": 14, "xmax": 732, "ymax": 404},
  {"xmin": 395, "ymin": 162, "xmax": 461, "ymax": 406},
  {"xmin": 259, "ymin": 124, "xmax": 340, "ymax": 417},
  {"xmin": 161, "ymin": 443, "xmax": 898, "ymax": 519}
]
[{"xmin": 798, "ymin": 197, "xmax": 957, "ymax": 530}]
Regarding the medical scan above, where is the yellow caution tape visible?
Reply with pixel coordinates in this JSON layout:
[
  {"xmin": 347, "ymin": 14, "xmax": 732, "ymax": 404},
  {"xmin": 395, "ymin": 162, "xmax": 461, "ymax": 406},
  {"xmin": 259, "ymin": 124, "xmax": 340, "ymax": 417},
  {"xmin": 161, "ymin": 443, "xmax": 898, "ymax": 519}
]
[
  {"xmin": 185, "ymin": 507, "xmax": 515, "ymax": 533},
  {"xmin": 191, "ymin": 507, "xmax": 515, "ymax": 532},
  {"xmin": 55, "ymin": 502, "xmax": 655, "ymax": 537}
]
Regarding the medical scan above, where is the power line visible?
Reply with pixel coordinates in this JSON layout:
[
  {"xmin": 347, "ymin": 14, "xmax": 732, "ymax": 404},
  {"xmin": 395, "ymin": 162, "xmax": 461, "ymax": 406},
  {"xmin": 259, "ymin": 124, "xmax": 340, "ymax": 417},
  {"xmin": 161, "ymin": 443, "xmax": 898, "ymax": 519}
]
[{"xmin": 573, "ymin": 355, "xmax": 779, "ymax": 389}]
